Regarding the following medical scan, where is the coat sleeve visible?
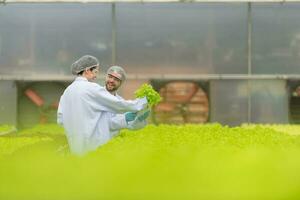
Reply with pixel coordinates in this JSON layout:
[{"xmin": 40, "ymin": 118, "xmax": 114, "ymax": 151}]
[
  {"xmin": 109, "ymin": 113, "xmax": 147, "ymax": 138},
  {"xmin": 57, "ymin": 95, "xmax": 64, "ymax": 125},
  {"xmin": 127, "ymin": 108, "xmax": 150, "ymax": 130},
  {"xmin": 127, "ymin": 118, "xmax": 147, "ymax": 130},
  {"xmin": 86, "ymin": 83, "xmax": 147, "ymax": 114},
  {"xmin": 109, "ymin": 114, "xmax": 127, "ymax": 132}
]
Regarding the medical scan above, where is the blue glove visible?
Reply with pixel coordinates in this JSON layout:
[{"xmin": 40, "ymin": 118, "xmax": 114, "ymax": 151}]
[
  {"xmin": 137, "ymin": 110, "xmax": 150, "ymax": 122},
  {"xmin": 125, "ymin": 112, "xmax": 137, "ymax": 123}
]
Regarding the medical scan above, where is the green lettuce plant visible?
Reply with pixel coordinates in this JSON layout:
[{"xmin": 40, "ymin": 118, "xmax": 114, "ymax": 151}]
[{"xmin": 134, "ymin": 83, "xmax": 162, "ymax": 107}]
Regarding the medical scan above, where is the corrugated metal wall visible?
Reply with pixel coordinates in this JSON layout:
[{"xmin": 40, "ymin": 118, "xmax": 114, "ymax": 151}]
[{"xmin": 0, "ymin": 3, "xmax": 299, "ymax": 126}]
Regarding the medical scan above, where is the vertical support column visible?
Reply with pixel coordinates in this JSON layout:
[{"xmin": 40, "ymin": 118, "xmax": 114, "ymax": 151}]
[
  {"xmin": 111, "ymin": 3, "xmax": 117, "ymax": 65},
  {"xmin": 247, "ymin": 2, "xmax": 252, "ymax": 123},
  {"xmin": 0, "ymin": 29, "xmax": 2, "ymax": 57},
  {"xmin": 30, "ymin": 12, "xmax": 36, "ymax": 70},
  {"xmin": 0, "ymin": 81, "xmax": 17, "ymax": 126}
]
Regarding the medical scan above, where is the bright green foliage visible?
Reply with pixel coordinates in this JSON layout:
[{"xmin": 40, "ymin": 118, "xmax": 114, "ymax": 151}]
[
  {"xmin": 0, "ymin": 124, "xmax": 67, "ymax": 157},
  {"xmin": 0, "ymin": 136, "xmax": 52, "ymax": 156},
  {"xmin": 135, "ymin": 83, "xmax": 162, "ymax": 107},
  {"xmin": 242, "ymin": 123, "xmax": 300, "ymax": 136},
  {"xmin": 1, "ymin": 124, "xmax": 300, "ymax": 200},
  {"xmin": 0, "ymin": 125, "xmax": 16, "ymax": 135},
  {"xmin": 18, "ymin": 124, "xmax": 65, "ymax": 136}
]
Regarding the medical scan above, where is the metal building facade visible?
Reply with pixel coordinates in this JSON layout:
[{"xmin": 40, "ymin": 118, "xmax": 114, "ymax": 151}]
[{"xmin": 0, "ymin": 1, "xmax": 299, "ymax": 127}]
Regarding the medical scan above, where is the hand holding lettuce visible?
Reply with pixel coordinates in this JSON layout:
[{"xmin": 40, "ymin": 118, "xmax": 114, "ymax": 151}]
[{"xmin": 134, "ymin": 84, "xmax": 162, "ymax": 121}]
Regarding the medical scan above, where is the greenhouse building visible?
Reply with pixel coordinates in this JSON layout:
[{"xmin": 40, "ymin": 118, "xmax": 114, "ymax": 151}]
[{"xmin": 1, "ymin": 0, "xmax": 300, "ymax": 127}]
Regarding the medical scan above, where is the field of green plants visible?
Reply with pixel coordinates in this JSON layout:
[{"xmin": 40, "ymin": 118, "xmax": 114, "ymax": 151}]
[{"xmin": 1, "ymin": 123, "xmax": 300, "ymax": 200}]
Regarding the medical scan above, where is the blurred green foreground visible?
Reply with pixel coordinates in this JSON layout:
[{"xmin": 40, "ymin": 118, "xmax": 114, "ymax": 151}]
[{"xmin": 1, "ymin": 123, "xmax": 300, "ymax": 200}]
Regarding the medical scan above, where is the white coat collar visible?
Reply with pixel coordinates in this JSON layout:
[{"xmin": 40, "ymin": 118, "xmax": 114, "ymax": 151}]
[
  {"xmin": 104, "ymin": 88, "xmax": 120, "ymax": 97},
  {"xmin": 75, "ymin": 76, "xmax": 88, "ymax": 82}
]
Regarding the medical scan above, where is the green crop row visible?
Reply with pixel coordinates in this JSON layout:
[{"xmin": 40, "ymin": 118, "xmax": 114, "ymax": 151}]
[
  {"xmin": 0, "ymin": 125, "xmax": 16, "ymax": 136},
  {"xmin": 1, "ymin": 123, "xmax": 300, "ymax": 200}
]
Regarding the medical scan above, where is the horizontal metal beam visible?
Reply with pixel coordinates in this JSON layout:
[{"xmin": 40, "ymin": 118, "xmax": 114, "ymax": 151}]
[
  {"xmin": 1, "ymin": 74, "xmax": 300, "ymax": 81},
  {"xmin": 2, "ymin": 0, "xmax": 300, "ymax": 3},
  {"xmin": 0, "ymin": 74, "xmax": 75, "ymax": 81},
  {"xmin": 129, "ymin": 74, "xmax": 300, "ymax": 80}
]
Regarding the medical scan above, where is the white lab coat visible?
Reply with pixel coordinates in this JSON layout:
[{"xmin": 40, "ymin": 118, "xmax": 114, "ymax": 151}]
[
  {"xmin": 108, "ymin": 93, "xmax": 148, "ymax": 138},
  {"xmin": 57, "ymin": 77, "xmax": 147, "ymax": 155}
]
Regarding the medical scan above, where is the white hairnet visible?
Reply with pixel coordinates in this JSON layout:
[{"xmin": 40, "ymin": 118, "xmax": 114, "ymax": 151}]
[
  {"xmin": 107, "ymin": 66, "xmax": 126, "ymax": 81},
  {"xmin": 71, "ymin": 55, "xmax": 99, "ymax": 75}
]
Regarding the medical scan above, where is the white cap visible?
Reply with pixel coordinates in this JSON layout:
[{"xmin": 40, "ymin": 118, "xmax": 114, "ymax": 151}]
[{"xmin": 107, "ymin": 66, "xmax": 126, "ymax": 81}]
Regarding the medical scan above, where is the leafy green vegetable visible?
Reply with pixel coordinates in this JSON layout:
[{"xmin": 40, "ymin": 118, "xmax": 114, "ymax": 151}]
[
  {"xmin": 134, "ymin": 83, "xmax": 162, "ymax": 107},
  {"xmin": 0, "ymin": 136, "xmax": 52, "ymax": 156},
  {"xmin": 1, "ymin": 124, "xmax": 300, "ymax": 200}
]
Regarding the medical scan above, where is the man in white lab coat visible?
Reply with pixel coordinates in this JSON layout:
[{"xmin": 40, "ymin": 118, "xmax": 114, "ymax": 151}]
[
  {"xmin": 104, "ymin": 66, "xmax": 150, "ymax": 138},
  {"xmin": 57, "ymin": 55, "xmax": 148, "ymax": 155}
]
